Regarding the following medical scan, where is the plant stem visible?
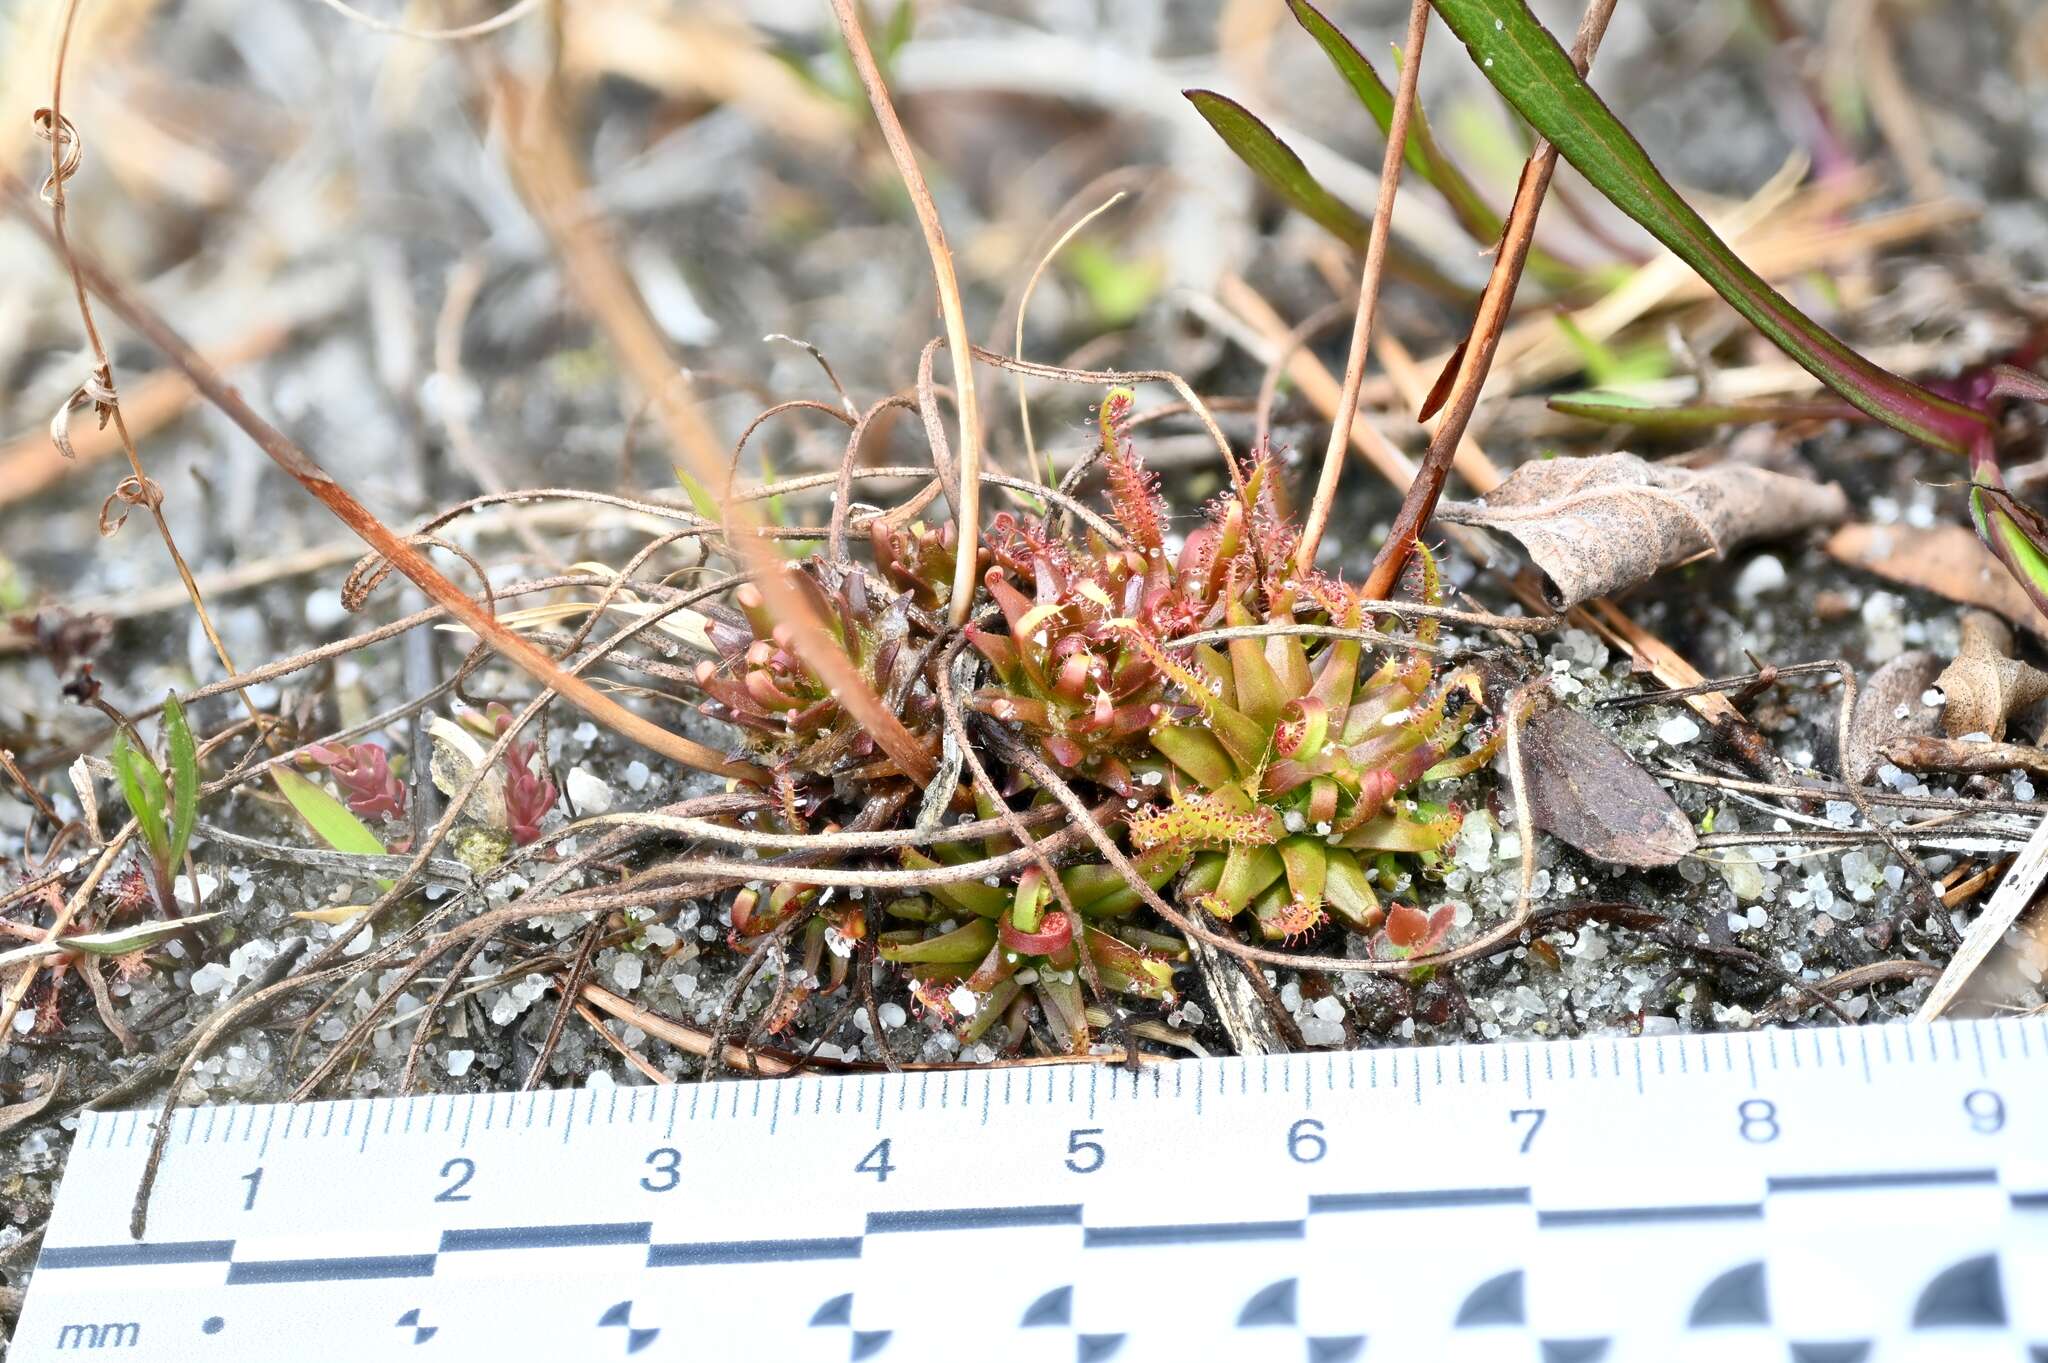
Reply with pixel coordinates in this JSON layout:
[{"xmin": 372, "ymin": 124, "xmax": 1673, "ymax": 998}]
[
  {"xmin": 42, "ymin": 0, "xmax": 265, "ymax": 738},
  {"xmin": 1296, "ymin": 0, "xmax": 1431, "ymax": 579},
  {"xmin": 1360, "ymin": 0, "xmax": 1617, "ymax": 600},
  {"xmin": 5, "ymin": 175, "xmax": 763, "ymax": 785},
  {"xmin": 485, "ymin": 74, "xmax": 931, "ymax": 784},
  {"xmin": 830, "ymin": 0, "xmax": 984, "ymax": 629}
]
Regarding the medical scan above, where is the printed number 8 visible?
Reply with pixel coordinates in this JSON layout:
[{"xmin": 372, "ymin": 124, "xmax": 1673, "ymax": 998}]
[{"xmin": 1738, "ymin": 1098, "xmax": 1779, "ymax": 1144}]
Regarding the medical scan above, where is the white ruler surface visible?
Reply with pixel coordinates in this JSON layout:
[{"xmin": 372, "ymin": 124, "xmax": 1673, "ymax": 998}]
[{"xmin": 12, "ymin": 1020, "xmax": 2048, "ymax": 1362}]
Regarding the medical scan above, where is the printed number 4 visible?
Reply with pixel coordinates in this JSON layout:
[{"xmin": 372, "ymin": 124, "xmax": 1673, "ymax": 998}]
[
  {"xmin": 856, "ymin": 1138, "xmax": 897, "ymax": 1183},
  {"xmin": 1509, "ymin": 1108, "xmax": 1545, "ymax": 1154}
]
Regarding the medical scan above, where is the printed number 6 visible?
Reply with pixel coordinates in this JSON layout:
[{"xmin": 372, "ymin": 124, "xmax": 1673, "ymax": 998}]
[{"xmin": 1287, "ymin": 1118, "xmax": 1327, "ymax": 1164}]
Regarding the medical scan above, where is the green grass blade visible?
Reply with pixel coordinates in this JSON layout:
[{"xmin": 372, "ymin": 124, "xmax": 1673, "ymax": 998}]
[
  {"xmin": 1548, "ymin": 391, "xmax": 1857, "ymax": 433},
  {"xmin": 112, "ymin": 732, "xmax": 171, "ymax": 867},
  {"xmin": 1426, "ymin": 0, "xmax": 1988, "ymax": 455},
  {"xmin": 1185, "ymin": 89, "xmax": 1370, "ymax": 250},
  {"xmin": 162, "ymin": 694, "xmax": 199, "ymax": 873},
  {"xmin": 1289, "ymin": 0, "xmax": 1584, "ymax": 287},
  {"xmin": 274, "ymin": 768, "xmax": 389, "ymax": 861}
]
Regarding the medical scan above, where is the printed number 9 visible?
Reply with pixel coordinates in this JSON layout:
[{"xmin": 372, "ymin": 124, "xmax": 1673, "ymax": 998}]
[{"xmin": 1963, "ymin": 1090, "xmax": 2005, "ymax": 1134}]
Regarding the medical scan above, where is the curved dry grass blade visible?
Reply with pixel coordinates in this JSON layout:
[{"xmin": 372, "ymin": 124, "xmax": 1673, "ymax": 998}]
[{"xmin": 831, "ymin": 0, "xmax": 983, "ymax": 628}]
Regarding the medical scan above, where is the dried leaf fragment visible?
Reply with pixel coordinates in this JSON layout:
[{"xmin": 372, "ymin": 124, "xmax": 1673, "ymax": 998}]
[
  {"xmin": 1934, "ymin": 611, "xmax": 2048, "ymax": 742},
  {"xmin": 1439, "ymin": 452, "xmax": 1847, "ymax": 610},
  {"xmin": 1880, "ymin": 735, "xmax": 2048, "ymax": 781},
  {"xmin": 50, "ymin": 364, "xmax": 116, "ymax": 461},
  {"xmin": 1841, "ymin": 650, "xmax": 1943, "ymax": 785},
  {"xmin": 0, "ymin": 1066, "xmax": 64, "ymax": 1138},
  {"xmin": 1825, "ymin": 522, "xmax": 2048, "ymax": 640},
  {"xmin": 1516, "ymin": 689, "xmax": 1697, "ymax": 867}
]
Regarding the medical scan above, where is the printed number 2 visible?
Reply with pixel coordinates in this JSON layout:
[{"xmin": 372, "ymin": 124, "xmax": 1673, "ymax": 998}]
[
  {"xmin": 1509, "ymin": 1108, "xmax": 1546, "ymax": 1154},
  {"xmin": 435, "ymin": 1156, "xmax": 476, "ymax": 1202},
  {"xmin": 856, "ymin": 1139, "xmax": 897, "ymax": 1183}
]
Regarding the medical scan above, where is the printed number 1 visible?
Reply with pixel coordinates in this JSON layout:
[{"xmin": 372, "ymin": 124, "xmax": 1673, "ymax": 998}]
[
  {"xmin": 856, "ymin": 1139, "xmax": 897, "ymax": 1183},
  {"xmin": 1509, "ymin": 1108, "xmax": 1546, "ymax": 1154},
  {"xmin": 240, "ymin": 1168, "xmax": 263, "ymax": 1211}
]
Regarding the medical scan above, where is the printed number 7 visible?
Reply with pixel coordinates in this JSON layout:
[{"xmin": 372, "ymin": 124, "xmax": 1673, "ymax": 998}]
[{"xmin": 1509, "ymin": 1108, "xmax": 1546, "ymax": 1154}]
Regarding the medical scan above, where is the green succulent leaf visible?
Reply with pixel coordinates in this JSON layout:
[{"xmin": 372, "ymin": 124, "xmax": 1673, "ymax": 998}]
[
  {"xmin": 111, "ymin": 730, "xmax": 171, "ymax": 868},
  {"xmin": 900, "ymin": 850, "xmax": 1009, "ymax": 918},
  {"xmin": 1427, "ymin": 0, "xmax": 1988, "ymax": 455},
  {"xmin": 1185, "ymin": 89, "xmax": 1372, "ymax": 250},
  {"xmin": 879, "ymin": 918, "xmax": 998, "ymax": 965},
  {"xmin": 162, "ymin": 694, "xmax": 199, "ymax": 874}
]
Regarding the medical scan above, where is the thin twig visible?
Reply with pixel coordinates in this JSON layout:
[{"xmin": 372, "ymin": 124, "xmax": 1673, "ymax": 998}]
[
  {"xmin": 1359, "ymin": 0, "xmax": 1619, "ymax": 599},
  {"xmin": 1297, "ymin": 0, "xmax": 1430, "ymax": 577}
]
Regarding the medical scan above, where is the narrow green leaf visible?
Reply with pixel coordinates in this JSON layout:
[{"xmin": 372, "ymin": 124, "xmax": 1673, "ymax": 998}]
[
  {"xmin": 1971, "ymin": 480, "xmax": 2048, "ymax": 620},
  {"xmin": 1185, "ymin": 89, "xmax": 1371, "ymax": 250},
  {"xmin": 162, "ymin": 694, "xmax": 199, "ymax": 874},
  {"xmin": 273, "ymin": 768, "xmax": 388, "ymax": 861},
  {"xmin": 0, "ymin": 913, "xmax": 222, "ymax": 970},
  {"xmin": 60, "ymin": 914, "xmax": 222, "ymax": 958},
  {"xmin": 112, "ymin": 732, "xmax": 171, "ymax": 867},
  {"xmin": 1548, "ymin": 391, "xmax": 1858, "ymax": 433},
  {"xmin": 1288, "ymin": 0, "xmax": 1579, "ymax": 289},
  {"xmin": 1427, "ymin": 0, "xmax": 1989, "ymax": 455},
  {"xmin": 1550, "ymin": 314, "xmax": 1668, "ymax": 387}
]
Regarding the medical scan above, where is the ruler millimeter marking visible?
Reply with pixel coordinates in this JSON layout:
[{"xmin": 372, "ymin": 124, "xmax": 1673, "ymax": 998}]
[{"xmin": 14, "ymin": 1018, "xmax": 2048, "ymax": 1361}]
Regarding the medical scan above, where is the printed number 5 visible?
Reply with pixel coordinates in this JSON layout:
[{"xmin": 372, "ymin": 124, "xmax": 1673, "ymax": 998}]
[{"xmin": 1065, "ymin": 1128, "xmax": 1106, "ymax": 1174}]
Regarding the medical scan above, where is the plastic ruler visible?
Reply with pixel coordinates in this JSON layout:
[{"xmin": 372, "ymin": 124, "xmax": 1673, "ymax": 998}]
[{"xmin": 10, "ymin": 1019, "xmax": 2047, "ymax": 1362}]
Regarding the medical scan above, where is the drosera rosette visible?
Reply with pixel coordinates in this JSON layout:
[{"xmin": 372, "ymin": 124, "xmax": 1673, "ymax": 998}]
[
  {"xmin": 880, "ymin": 791, "xmax": 1188, "ymax": 1055},
  {"xmin": 421, "ymin": 702, "xmax": 562, "ymax": 869},
  {"xmin": 295, "ymin": 740, "xmax": 407, "ymax": 822},
  {"xmin": 692, "ymin": 557, "xmax": 941, "ymax": 787},
  {"xmin": 1130, "ymin": 541, "xmax": 1500, "ymax": 945},
  {"xmin": 964, "ymin": 390, "xmax": 1201, "ymax": 798}
]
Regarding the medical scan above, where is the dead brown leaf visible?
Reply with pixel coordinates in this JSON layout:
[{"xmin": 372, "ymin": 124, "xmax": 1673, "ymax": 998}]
[
  {"xmin": 1517, "ymin": 690, "xmax": 1698, "ymax": 867},
  {"xmin": 1881, "ymin": 734, "xmax": 2048, "ymax": 781},
  {"xmin": 1841, "ymin": 650, "xmax": 1943, "ymax": 784},
  {"xmin": 0, "ymin": 1065, "xmax": 63, "ymax": 1138},
  {"xmin": 1825, "ymin": 521, "xmax": 2048, "ymax": 640},
  {"xmin": 1439, "ymin": 453, "xmax": 1847, "ymax": 610}
]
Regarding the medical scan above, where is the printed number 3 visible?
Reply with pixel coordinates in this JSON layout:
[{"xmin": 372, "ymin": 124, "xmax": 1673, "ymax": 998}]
[{"xmin": 642, "ymin": 1147, "xmax": 682, "ymax": 1193}]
